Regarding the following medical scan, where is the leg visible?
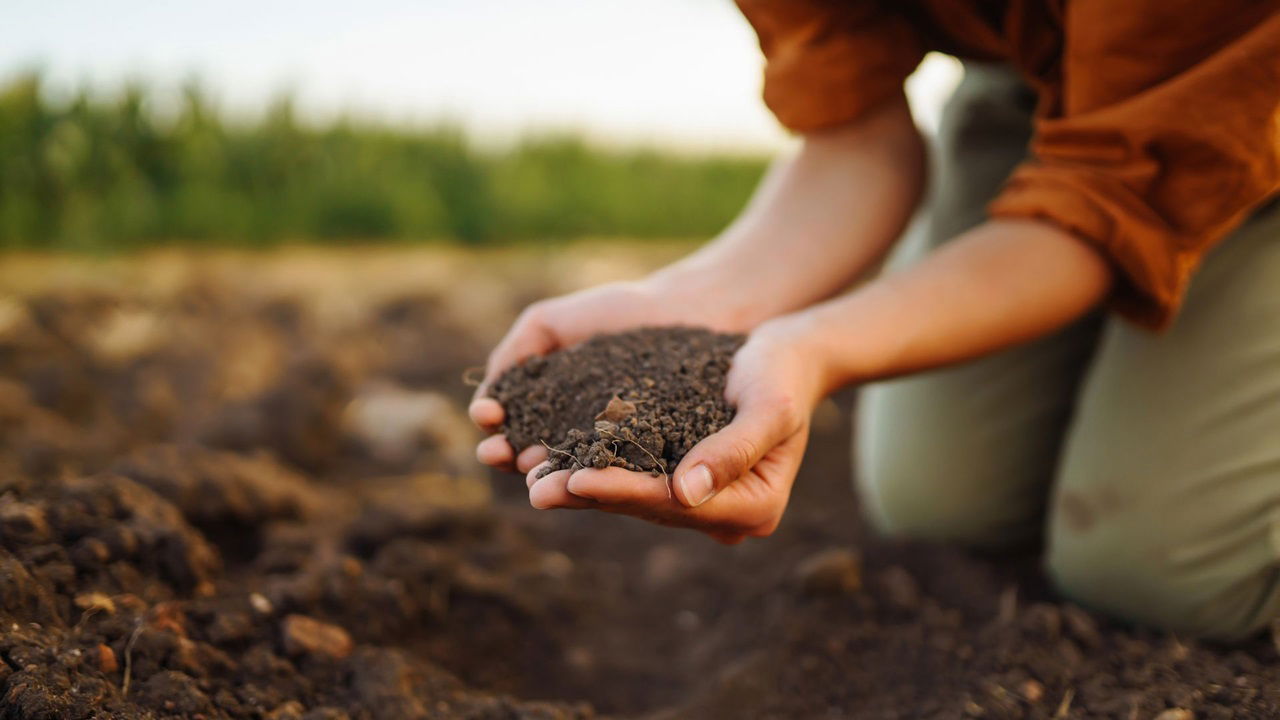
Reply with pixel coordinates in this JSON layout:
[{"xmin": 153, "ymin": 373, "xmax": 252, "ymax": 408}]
[
  {"xmin": 855, "ymin": 63, "xmax": 1102, "ymax": 548},
  {"xmin": 1048, "ymin": 198, "xmax": 1280, "ymax": 639}
]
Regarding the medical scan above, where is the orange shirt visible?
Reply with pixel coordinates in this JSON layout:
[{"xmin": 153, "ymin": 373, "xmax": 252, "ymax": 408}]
[{"xmin": 736, "ymin": 0, "xmax": 1280, "ymax": 328}]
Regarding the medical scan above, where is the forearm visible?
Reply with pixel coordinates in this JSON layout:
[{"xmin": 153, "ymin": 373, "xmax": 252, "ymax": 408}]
[
  {"xmin": 649, "ymin": 98, "xmax": 926, "ymax": 330},
  {"xmin": 790, "ymin": 218, "xmax": 1113, "ymax": 396}
]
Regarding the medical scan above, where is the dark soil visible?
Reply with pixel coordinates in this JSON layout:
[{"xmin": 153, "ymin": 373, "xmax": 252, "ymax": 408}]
[
  {"xmin": 2, "ymin": 256, "xmax": 1279, "ymax": 719},
  {"xmin": 490, "ymin": 327, "xmax": 744, "ymax": 477}
]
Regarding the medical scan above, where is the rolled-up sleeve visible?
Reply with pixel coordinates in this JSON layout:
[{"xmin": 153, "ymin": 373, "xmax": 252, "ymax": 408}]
[
  {"xmin": 735, "ymin": 0, "xmax": 926, "ymax": 132},
  {"xmin": 989, "ymin": 4, "xmax": 1280, "ymax": 329}
]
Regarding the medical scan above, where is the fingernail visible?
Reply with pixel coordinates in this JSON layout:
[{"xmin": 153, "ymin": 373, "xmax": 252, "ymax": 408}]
[
  {"xmin": 678, "ymin": 464, "xmax": 716, "ymax": 507},
  {"xmin": 565, "ymin": 475, "xmax": 588, "ymax": 498}
]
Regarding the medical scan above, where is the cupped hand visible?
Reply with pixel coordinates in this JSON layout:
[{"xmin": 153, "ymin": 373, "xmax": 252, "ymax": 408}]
[
  {"xmin": 470, "ymin": 278, "xmax": 738, "ymax": 474},
  {"xmin": 525, "ymin": 319, "xmax": 825, "ymax": 544}
]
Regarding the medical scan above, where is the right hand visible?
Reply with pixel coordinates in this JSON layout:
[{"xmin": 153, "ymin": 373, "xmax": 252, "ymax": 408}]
[
  {"xmin": 523, "ymin": 316, "xmax": 824, "ymax": 544},
  {"xmin": 469, "ymin": 277, "xmax": 737, "ymax": 473}
]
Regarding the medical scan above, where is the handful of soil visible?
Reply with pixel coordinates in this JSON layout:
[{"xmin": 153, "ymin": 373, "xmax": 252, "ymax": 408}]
[{"xmin": 490, "ymin": 327, "xmax": 745, "ymax": 478}]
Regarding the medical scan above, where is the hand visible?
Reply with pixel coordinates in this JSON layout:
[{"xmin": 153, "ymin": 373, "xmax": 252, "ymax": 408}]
[
  {"xmin": 469, "ymin": 277, "xmax": 743, "ymax": 474},
  {"xmin": 525, "ymin": 318, "xmax": 825, "ymax": 544}
]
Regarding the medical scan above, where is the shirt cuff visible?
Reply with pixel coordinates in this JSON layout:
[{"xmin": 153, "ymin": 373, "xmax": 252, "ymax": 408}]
[
  {"xmin": 738, "ymin": 1, "xmax": 925, "ymax": 133},
  {"xmin": 761, "ymin": 40, "xmax": 918, "ymax": 133},
  {"xmin": 988, "ymin": 163, "xmax": 1198, "ymax": 329}
]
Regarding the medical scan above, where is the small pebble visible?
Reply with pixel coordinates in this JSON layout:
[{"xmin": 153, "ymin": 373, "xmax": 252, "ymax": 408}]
[
  {"xmin": 1020, "ymin": 679, "xmax": 1044, "ymax": 703},
  {"xmin": 539, "ymin": 551, "xmax": 574, "ymax": 580},
  {"xmin": 96, "ymin": 644, "xmax": 118, "ymax": 674},
  {"xmin": 675, "ymin": 609, "xmax": 701, "ymax": 631},
  {"xmin": 1062, "ymin": 604, "xmax": 1102, "ymax": 648},
  {"xmin": 796, "ymin": 548, "xmax": 862, "ymax": 596},
  {"xmin": 880, "ymin": 566, "xmax": 921, "ymax": 610},
  {"xmin": 249, "ymin": 592, "xmax": 274, "ymax": 615},
  {"xmin": 281, "ymin": 614, "xmax": 353, "ymax": 660},
  {"xmin": 74, "ymin": 592, "xmax": 116, "ymax": 616}
]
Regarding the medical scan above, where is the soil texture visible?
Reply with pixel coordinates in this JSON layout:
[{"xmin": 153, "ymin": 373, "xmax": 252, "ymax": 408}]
[
  {"xmin": 1, "ymin": 249, "xmax": 1279, "ymax": 719},
  {"xmin": 490, "ymin": 327, "xmax": 744, "ymax": 477}
]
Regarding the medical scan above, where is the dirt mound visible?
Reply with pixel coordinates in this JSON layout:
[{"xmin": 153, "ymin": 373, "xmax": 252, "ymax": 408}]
[
  {"xmin": 491, "ymin": 327, "xmax": 744, "ymax": 477},
  {"xmin": 0, "ymin": 278, "xmax": 586, "ymax": 719},
  {"xmin": 2, "ymin": 251, "xmax": 1280, "ymax": 719},
  {"xmin": 663, "ymin": 557, "xmax": 1280, "ymax": 719},
  {"xmin": 0, "ymin": 464, "xmax": 588, "ymax": 720}
]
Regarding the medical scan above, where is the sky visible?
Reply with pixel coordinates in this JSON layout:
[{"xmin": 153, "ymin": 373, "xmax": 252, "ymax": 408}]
[{"xmin": 0, "ymin": 0, "xmax": 962, "ymax": 151}]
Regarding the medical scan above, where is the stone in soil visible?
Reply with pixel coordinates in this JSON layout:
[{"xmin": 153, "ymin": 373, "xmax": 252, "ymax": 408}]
[
  {"xmin": 281, "ymin": 614, "xmax": 354, "ymax": 660},
  {"xmin": 490, "ymin": 327, "xmax": 744, "ymax": 478}
]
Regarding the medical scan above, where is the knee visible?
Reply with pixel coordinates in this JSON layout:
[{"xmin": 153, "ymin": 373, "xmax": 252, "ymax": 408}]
[
  {"xmin": 856, "ymin": 449, "xmax": 1035, "ymax": 550},
  {"xmin": 1047, "ymin": 506, "xmax": 1279, "ymax": 640}
]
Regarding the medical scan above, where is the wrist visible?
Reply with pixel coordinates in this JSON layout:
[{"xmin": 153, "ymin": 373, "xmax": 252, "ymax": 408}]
[
  {"xmin": 753, "ymin": 312, "xmax": 842, "ymax": 406},
  {"xmin": 771, "ymin": 291, "xmax": 896, "ymax": 398},
  {"xmin": 643, "ymin": 254, "xmax": 769, "ymax": 332}
]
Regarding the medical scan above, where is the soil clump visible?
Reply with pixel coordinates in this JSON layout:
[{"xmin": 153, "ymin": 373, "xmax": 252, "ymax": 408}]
[{"xmin": 490, "ymin": 327, "xmax": 744, "ymax": 478}]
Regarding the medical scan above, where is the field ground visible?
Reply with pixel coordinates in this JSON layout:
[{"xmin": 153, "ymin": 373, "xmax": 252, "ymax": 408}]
[{"xmin": 1, "ymin": 246, "xmax": 1277, "ymax": 719}]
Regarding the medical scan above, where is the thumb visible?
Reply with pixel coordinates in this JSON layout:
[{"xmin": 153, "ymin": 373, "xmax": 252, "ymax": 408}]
[{"xmin": 672, "ymin": 395, "xmax": 800, "ymax": 508}]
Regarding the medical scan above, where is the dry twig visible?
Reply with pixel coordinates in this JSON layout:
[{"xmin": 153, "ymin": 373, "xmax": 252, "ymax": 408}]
[
  {"xmin": 540, "ymin": 440, "xmax": 582, "ymax": 472},
  {"xmin": 596, "ymin": 428, "xmax": 672, "ymax": 500},
  {"xmin": 121, "ymin": 619, "xmax": 144, "ymax": 696},
  {"xmin": 1054, "ymin": 688, "xmax": 1075, "ymax": 718},
  {"xmin": 461, "ymin": 366, "xmax": 486, "ymax": 388}
]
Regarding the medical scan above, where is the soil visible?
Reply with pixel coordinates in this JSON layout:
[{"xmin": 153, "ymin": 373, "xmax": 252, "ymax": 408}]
[
  {"xmin": 1, "ymin": 249, "xmax": 1279, "ymax": 719},
  {"xmin": 490, "ymin": 328, "xmax": 744, "ymax": 477}
]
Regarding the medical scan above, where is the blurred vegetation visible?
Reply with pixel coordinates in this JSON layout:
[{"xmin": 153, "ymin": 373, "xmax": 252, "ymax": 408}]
[{"xmin": 0, "ymin": 73, "xmax": 770, "ymax": 250}]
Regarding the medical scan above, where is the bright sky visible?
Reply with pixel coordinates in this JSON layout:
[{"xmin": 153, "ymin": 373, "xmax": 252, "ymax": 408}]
[{"xmin": 0, "ymin": 0, "xmax": 962, "ymax": 151}]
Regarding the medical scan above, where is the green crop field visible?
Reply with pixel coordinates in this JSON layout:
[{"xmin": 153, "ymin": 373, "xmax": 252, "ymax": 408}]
[{"xmin": 0, "ymin": 73, "xmax": 770, "ymax": 251}]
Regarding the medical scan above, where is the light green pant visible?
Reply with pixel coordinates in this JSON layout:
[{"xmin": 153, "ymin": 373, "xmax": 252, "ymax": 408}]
[{"xmin": 855, "ymin": 64, "xmax": 1280, "ymax": 640}]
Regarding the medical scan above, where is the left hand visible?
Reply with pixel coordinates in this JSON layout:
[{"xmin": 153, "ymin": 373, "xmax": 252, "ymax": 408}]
[{"xmin": 524, "ymin": 318, "xmax": 825, "ymax": 544}]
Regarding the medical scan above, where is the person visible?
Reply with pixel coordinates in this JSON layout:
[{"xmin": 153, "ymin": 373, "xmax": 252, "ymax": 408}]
[{"xmin": 470, "ymin": 2, "xmax": 1280, "ymax": 640}]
